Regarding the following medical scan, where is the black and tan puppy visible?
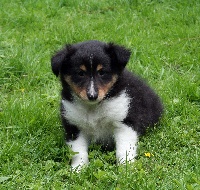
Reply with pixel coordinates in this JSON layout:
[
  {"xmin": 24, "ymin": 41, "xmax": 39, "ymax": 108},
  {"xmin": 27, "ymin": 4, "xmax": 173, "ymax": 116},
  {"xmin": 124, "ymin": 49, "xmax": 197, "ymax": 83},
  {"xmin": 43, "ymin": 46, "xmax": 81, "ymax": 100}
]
[{"xmin": 51, "ymin": 40, "xmax": 163, "ymax": 170}]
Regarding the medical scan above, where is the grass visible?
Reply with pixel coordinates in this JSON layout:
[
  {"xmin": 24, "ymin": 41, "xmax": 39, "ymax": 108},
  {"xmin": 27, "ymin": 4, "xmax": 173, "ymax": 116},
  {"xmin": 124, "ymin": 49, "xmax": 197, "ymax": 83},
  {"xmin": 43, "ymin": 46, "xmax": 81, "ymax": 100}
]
[{"xmin": 0, "ymin": 0, "xmax": 200, "ymax": 189}]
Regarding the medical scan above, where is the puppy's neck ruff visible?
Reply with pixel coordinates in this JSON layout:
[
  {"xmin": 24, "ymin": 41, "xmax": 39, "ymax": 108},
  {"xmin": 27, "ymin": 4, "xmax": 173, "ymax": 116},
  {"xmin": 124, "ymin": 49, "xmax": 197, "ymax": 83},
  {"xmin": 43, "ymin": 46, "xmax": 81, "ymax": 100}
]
[{"xmin": 62, "ymin": 90, "xmax": 131, "ymax": 138}]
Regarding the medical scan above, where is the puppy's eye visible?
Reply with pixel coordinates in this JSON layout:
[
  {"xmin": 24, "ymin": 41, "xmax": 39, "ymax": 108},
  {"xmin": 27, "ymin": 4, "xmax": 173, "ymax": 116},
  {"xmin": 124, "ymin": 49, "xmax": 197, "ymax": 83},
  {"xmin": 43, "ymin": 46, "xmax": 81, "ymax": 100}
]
[
  {"xmin": 98, "ymin": 70, "xmax": 105, "ymax": 76},
  {"xmin": 78, "ymin": 70, "xmax": 86, "ymax": 77}
]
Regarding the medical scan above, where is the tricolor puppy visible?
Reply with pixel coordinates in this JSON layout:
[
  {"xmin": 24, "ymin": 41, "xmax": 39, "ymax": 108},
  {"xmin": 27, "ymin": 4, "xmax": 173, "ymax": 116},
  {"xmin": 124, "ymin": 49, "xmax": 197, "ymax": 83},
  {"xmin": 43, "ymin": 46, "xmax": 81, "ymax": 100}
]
[{"xmin": 51, "ymin": 40, "xmax": 163, "ymax": 170}]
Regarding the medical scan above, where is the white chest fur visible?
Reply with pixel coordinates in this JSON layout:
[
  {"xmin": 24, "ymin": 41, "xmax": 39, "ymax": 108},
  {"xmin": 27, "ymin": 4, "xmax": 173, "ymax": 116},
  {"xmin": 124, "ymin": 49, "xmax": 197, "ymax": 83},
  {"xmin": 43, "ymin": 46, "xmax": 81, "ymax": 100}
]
[{"xmin": 62, "ymin": 91, "xmax": 130, "ymax": 141}]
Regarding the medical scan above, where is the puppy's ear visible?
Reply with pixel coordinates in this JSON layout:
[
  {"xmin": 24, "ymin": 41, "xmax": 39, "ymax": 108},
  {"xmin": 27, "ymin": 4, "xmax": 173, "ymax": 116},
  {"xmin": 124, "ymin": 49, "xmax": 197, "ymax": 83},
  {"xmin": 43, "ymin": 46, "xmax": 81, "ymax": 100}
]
[
  {"xmin": 51, "ymin": 45, "xmax": 75, "ymax": 77},
  {"xmin": 105, "ymin": 43, "xmax": 131, "ymax": 70}
]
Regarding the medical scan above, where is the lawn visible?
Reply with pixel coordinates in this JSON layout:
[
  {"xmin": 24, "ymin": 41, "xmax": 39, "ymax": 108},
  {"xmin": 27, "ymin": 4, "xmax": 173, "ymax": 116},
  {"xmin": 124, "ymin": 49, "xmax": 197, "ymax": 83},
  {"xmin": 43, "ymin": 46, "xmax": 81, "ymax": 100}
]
[{"xmin": 0, "ymin": 0, "xmax": 199, "ymax": 189}]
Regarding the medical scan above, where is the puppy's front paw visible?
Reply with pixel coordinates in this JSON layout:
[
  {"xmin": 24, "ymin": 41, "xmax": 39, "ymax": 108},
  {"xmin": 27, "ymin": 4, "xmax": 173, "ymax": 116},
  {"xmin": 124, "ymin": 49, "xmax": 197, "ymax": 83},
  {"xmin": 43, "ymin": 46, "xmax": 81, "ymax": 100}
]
[{"xmin": 71, "ymin": 154, "xmax": 89, "ymax": 172}]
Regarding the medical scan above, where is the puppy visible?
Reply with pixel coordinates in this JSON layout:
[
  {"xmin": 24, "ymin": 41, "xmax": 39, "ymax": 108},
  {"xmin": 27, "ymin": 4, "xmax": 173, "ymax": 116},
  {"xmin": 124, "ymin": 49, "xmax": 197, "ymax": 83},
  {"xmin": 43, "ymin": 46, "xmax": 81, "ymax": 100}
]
[{"xmin": 51, "ymin": 40, "xmax": 163, "ymax": 170}]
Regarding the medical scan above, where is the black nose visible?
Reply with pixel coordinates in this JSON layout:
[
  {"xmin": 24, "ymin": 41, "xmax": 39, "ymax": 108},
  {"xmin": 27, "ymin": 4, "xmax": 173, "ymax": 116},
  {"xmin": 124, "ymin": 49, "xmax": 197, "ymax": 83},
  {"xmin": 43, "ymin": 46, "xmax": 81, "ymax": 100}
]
[{"xmin": 87, "ymin": 91, "xmax": 98, "ymax": 101}]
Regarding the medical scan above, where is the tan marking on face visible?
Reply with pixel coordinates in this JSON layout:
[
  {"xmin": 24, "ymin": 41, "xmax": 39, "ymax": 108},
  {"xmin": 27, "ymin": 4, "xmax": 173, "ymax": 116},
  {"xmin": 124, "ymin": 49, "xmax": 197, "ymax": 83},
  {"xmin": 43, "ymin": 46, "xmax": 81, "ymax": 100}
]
[
  {"xmin": 80, "ymin": 65, "xmax": 87, "ymax": 72},
  {"xmin": 98, "ymin": 75, "xmax": 118, "ymax": 101},
  {"xmin": 96, "ymin": 64, "xmax": 103, "ymax": 71},
  {"xmin": 65, "ymin": 76, "xmax": 88, "ymax": 100}
]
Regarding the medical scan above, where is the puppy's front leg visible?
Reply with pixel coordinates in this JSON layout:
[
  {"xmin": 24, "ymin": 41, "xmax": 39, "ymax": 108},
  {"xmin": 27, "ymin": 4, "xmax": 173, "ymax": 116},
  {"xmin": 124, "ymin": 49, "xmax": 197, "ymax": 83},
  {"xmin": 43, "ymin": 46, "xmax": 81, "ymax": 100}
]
[
  {"xmin": 114, "ymin": 123, "xmax": 138, "ymax": 164},
  {"xmin": 67, "ymin": 132, "xmax": 89, "ymax": 171}
]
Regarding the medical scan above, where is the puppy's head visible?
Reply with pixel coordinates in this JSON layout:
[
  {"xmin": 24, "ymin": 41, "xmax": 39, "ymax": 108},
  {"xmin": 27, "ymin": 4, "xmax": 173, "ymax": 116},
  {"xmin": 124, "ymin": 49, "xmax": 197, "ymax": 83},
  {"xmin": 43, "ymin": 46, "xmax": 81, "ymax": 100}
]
[{"xmin": 51, "ymin": 40, "xmax": 131, "ymax": 103}]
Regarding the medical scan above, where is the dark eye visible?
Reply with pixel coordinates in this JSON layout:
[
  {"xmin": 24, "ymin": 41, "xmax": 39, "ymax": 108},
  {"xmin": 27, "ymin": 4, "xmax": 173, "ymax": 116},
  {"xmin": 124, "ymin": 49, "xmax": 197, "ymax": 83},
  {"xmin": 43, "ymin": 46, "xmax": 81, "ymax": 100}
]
[
  {"xmin": 98, "ymin": 70, "xmax": 105, "ymax": 76},
  {"xmin": 78, "ymin": 70, "xmax": 86, "ymax": 77}
]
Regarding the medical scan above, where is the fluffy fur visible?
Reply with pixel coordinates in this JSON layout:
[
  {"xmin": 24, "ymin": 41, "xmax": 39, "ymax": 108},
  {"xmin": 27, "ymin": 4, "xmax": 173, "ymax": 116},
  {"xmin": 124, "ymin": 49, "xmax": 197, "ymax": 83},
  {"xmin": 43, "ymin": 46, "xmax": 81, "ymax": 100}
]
[{"xmin": 51, "ymin": 40, "xmax": 163, "ymax": 170}]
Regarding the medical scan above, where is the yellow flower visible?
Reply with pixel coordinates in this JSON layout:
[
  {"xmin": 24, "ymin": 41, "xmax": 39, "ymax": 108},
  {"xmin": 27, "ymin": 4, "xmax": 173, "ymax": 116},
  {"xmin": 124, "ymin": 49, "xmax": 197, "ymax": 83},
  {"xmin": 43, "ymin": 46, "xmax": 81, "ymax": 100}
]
[{"xmin": 144, "ymin": 152, "xmax": 151, "ymax": 158}]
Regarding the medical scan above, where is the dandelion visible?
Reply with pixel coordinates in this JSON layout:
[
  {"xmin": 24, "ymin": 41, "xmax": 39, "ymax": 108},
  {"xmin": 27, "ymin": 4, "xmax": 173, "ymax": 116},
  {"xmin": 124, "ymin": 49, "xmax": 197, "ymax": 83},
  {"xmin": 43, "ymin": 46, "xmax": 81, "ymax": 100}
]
[{"xmin": 144, "ymin": 152, "xmax": 154, "ymax": 158}]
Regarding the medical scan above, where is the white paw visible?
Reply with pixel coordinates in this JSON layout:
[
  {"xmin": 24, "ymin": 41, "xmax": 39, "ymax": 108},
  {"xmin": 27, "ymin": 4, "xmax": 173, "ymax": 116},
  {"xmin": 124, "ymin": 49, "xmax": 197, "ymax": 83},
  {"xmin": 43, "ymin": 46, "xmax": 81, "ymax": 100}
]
[
  {"xmin": 66, "ymin": 132, "xmax": 89, "ymax": 172},
  {"xmin": 71, "ymin": 154, "xmax": 89, "ymax": 172}
]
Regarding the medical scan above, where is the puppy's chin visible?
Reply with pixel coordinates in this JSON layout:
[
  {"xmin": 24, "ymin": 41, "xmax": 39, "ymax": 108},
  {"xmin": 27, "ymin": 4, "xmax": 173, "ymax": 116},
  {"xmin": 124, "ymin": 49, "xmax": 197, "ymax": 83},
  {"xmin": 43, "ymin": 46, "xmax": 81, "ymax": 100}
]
[
  {"xmin": 84, "ymin": 100, "xmax": 100, "ymax": 105},
  {"xmin": 83, "ymin": 97, "xmax": 105, "ymax": 105}
]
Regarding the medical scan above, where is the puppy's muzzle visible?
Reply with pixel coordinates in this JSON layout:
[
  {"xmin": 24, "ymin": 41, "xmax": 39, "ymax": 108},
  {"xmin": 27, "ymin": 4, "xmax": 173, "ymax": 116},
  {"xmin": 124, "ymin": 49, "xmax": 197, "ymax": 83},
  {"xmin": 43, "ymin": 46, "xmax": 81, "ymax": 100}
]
[{"xmin": 86, "ymin": 78, "xmax": 98, "ymax": 101}]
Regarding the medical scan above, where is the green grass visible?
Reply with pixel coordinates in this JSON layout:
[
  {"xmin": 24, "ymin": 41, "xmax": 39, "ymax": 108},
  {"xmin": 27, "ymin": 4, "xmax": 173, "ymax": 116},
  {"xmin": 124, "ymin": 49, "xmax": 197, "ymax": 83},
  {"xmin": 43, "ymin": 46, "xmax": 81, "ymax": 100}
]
[{"xmin": 0, "ymin": 0, "xmax": 200, "ymax": 189}]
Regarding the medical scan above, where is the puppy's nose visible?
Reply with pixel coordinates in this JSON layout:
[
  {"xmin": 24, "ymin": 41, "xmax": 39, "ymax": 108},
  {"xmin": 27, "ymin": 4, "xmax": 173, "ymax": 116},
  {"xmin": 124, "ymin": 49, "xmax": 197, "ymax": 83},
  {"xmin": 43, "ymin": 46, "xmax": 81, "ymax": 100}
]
[{"xmin": 87, "ymin": 91, "xmax": 98, "ymax": 101}]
